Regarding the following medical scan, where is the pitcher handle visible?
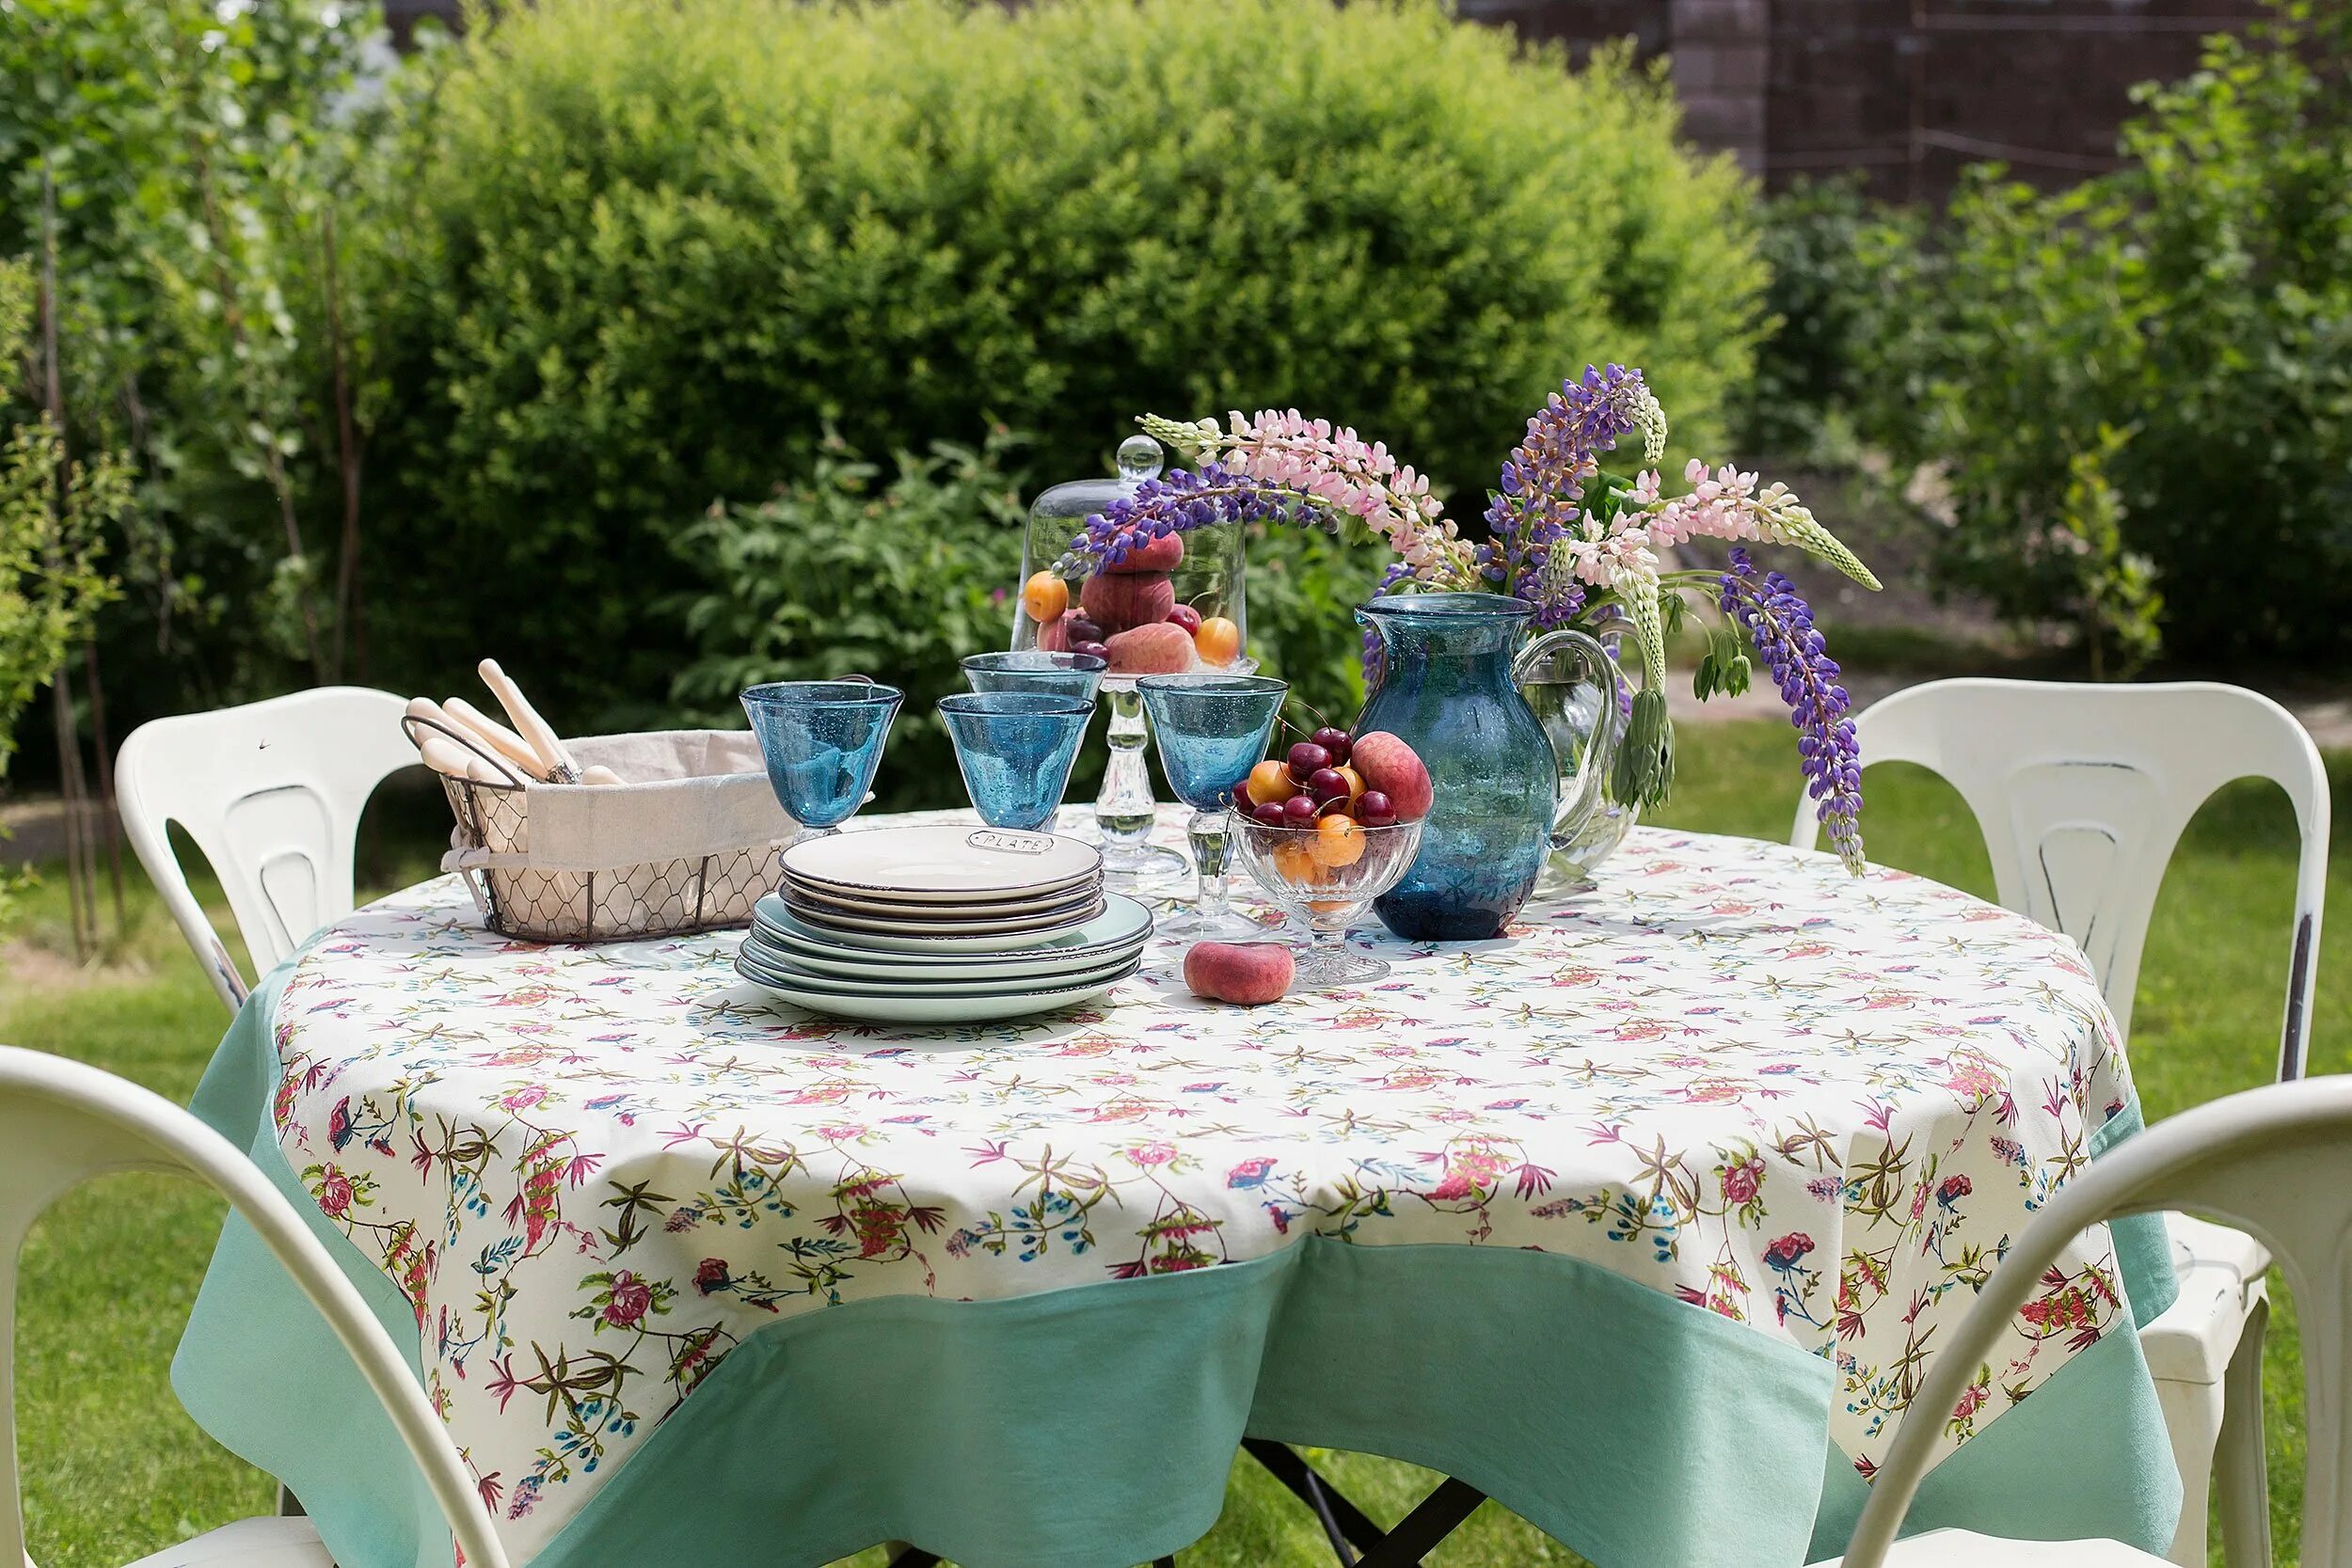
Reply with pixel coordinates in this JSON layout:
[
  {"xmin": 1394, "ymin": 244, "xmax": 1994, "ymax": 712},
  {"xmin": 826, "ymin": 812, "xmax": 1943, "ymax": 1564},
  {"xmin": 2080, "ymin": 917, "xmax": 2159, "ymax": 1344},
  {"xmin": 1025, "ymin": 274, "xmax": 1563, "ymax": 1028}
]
[{"xmin": 1514, "ymin": 627, "xmax": 1624, "ymax": 853}]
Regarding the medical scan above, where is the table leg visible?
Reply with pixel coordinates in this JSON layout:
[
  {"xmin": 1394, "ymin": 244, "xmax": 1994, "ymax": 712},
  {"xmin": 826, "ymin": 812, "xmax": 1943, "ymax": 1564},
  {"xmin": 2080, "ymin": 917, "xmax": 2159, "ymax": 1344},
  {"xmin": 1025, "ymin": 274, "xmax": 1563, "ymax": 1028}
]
[{"xmin": 1243, "ymin": 1441, "xmax": 1488, "ymax": 1568}]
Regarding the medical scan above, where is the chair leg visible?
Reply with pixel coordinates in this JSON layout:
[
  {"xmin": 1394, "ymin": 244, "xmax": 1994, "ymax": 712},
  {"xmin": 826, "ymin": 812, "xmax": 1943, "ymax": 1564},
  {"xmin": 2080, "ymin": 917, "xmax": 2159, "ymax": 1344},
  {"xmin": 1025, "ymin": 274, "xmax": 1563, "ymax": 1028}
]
[{"xmin": 2215, "ymin": 1290, "xmax": 2273, "ymax": 1568}]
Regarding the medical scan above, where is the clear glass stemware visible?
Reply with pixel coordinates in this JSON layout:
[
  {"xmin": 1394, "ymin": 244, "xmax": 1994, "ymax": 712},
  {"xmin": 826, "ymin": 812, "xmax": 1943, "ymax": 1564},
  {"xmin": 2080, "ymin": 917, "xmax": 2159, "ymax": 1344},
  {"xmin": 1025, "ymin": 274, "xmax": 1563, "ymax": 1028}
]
[{"xmin": 1136, "ymin": 673, "xmax": 1287, "ymax": 939}]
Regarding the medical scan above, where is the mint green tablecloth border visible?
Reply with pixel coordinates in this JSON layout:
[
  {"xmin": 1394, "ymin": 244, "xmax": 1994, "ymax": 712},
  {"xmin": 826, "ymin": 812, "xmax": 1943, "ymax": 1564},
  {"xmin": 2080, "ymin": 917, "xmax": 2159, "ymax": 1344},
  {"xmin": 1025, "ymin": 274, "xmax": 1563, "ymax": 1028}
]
[{"xmin": 172, "ymin": 968, "xmax": 2183, "ymax": 1568}]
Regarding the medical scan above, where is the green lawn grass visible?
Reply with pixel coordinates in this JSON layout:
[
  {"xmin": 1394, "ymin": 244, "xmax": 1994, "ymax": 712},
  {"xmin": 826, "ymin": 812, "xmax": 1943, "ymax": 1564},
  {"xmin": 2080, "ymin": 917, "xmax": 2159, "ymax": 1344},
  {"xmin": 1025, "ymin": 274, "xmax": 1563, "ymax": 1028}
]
[{"xmin": 1, "ymin": 720, "xmax": 2343, "ymax": 1568}]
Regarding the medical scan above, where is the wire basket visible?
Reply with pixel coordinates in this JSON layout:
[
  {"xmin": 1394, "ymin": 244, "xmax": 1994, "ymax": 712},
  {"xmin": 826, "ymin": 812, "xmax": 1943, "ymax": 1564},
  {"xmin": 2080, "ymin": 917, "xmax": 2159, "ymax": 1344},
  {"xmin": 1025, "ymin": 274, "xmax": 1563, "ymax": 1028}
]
[{"xmin": 405, "ymin": 716, "xmax": 793, "ymax": 942}]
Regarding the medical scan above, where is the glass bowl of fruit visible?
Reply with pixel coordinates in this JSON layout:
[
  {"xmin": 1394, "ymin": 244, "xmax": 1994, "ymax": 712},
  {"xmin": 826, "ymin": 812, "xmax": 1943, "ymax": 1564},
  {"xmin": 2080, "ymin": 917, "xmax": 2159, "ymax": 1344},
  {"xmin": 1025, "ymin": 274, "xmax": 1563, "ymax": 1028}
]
[{"xmin": 1230, "ymin": 726, "xmax": 1429, "ymax": 990}]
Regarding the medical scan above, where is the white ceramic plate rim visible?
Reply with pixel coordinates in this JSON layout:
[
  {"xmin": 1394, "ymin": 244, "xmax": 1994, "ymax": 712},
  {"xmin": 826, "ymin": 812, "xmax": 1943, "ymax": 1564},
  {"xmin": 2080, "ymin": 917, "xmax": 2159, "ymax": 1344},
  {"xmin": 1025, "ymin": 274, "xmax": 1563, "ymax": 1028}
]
[
  {"xmin": 734, "ymin": 930, "xmax": 1138, "ymax": 982},
  {"xmin": 734, "ymin": 958, "xmax": 1136, "ymax": 1022},
  {"xmin": 786, "ymin": 896, "xmax": 1107, "ymax": 939},
  {"xmin": 784, "ymin": 863, "xmax": 1100, "ymax": 908},
  {"xmin": 754, "ymin": 891, "xmax": 1149, "ymax": 958},
  {"xmin": 780, "ymin": 825, "xmax": 1102, "ymax": 897},
  {"xmin": 780, "ymin": 880, "xmax": 1102, "ymax": 925},
  {"xmin": 737, "ymin": 945, "xmax": 1138, "ymax": 997}
]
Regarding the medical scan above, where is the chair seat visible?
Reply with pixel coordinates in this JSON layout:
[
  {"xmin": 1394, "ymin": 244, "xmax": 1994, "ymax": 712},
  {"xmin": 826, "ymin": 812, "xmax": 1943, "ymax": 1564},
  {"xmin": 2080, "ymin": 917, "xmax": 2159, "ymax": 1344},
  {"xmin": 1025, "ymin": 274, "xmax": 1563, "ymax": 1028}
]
[
  {"xmin": 1813, "ymin": 1526, "xmax": 2170, "ymax": 1565},
  {"xmin": 121, "ymin": 1514, "xmax": 332, "ymax": 1567},
  {"xmin": 2140, "ymin": 1211, "xmax": 2269, "ymax": 1385}
]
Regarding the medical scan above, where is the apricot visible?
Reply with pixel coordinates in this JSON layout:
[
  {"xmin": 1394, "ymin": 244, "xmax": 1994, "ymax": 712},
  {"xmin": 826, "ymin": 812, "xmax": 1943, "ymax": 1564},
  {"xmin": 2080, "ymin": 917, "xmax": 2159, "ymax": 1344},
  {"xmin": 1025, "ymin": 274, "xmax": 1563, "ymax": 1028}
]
[
  {"xmin": 1104, "ymin": 622, "xmax": 1195, "ymax": 675},
  {"xmin": 1108, "ymin": 531, "xmax": 1184, "ymax": 574},
  {"xmin": 1270, "ymin": 841, "xmax": 1320, "ymax": 885},
  {"xmin": 1333, "ymin": 764, "xmax": 1366, "ymax": 803},
  {"xmin": 1349, "ymin": 731, "xmax": 1433, "ymax": 822},
  {"xmin": 1021, "ymin": 571, "xmax": 1069, "ymax": 626},
  {"xmin": 1312, "ymin": 814, "xmax": 1367, "ymax": 868},
  {"xmin": 1183, "ymin": 941, "xmax": 1294, "ymax": 1006},
  {"xmin": 1246, "ymin": 759, "xmax": 1298, "ymax": 806},
  {"xmin": 1081, "ymin": 570, "xmax": 1175, "ymax": 633},
  {"xmin": 1194, "ymin": 615, "xmax": 1242, "ymax": 667}
]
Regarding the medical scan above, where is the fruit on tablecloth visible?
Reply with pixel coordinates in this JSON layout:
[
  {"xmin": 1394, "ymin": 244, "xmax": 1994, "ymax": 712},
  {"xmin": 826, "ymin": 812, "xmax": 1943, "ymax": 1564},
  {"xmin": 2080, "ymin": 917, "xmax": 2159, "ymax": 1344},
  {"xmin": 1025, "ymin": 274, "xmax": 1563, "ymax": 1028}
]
[
  {"xmin": 1245, "ymin": 759, "xmax": 1298, "ymax": 805},
  {"xmin": 1022, "ymin": 571, "xmax": 1070, "ymax": 626},
  {"xmin": 1167, "ymin": 603, "xmax": 1202, "ymax": 635},
  {"xmin": 1184, "ymin": 941, "xmax": 1294, "ymax": 1006},
  {"xmin": 1108, "ymin": 531, "xmax": 1184, "ymax": 574},
  {"xmin": 1103, "ymin": 622, "xmax": 1194, "ymax": 674},
  {"xmin": 1350, "ymin": 732, "xmax": 1431, "ymax": 821},
  {"xmin": 1193, "ymin": 615, "xmax": 1242, "ymax": 666},
  {"xmin": 1312, "ymin": 814, "xmax": 1366, "ymax": 867},
  {"xmin": 1082, "ymin": 570, "xmax": 1175, "ymax": 632}
]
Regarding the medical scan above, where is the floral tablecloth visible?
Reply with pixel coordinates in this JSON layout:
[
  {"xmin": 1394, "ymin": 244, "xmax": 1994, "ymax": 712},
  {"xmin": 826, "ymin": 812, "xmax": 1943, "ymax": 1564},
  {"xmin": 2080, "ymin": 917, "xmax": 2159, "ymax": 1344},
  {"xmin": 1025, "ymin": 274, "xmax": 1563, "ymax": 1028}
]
[{"xmin": 172, "ymin": 811, "xmax": 2181, "ymax": 1568}]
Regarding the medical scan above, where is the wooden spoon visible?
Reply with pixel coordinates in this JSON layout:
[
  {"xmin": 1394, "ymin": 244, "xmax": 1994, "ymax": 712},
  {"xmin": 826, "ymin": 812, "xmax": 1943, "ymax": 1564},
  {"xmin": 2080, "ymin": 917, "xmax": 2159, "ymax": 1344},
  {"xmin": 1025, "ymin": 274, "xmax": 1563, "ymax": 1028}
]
[
  {"xmin": 477, "ymin": 659, "xmax": 580, "ymax": 783},
  {"xmin": 442, "ymin": 697, "xmax": 552, "ymax": 782}
]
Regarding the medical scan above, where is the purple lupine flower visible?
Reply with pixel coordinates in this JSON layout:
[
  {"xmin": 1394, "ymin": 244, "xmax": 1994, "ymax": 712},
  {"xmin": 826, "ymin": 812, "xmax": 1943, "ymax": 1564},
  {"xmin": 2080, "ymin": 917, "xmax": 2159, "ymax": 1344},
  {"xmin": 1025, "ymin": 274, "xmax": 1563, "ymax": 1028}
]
[
  {"xmin": 1475, "ymin": 364, "xmax": 1653, "ymax": 613},
  {"xmin": 1072, "ymin": 463, "xmax": 1296, "ymax": 567},
  {"xmin": 1719, "ymin": 548, "xmax": 1865, "ymax": 872}
]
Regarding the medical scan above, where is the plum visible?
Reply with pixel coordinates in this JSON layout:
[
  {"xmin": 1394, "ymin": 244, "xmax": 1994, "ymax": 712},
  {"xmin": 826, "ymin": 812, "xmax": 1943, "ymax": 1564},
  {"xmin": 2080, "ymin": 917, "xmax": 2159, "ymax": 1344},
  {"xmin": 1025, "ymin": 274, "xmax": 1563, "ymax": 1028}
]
[
  {"xmin": 1183, "ymin": 941, "xmax": 1294, "ymax": 1006},
  {"xmin": 1081, "ymin": 571, "xmax": 1175, "ymax": 633},
  {"xmin": 1103, "ymin": 622, "xmax": 1195, "ymax": 675},
  {"xmin": 1349, "ymin": 732, "xmax": 1432, "ymax": 821}
]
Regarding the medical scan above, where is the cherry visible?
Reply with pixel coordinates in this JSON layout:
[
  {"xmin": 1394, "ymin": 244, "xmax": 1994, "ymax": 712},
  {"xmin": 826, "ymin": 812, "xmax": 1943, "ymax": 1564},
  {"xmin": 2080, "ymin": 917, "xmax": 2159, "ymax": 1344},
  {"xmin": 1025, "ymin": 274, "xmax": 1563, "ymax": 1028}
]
[
  {"xmin": 1315, "ymin": 795, "xmax": 1354, "ymax": 818},
  {"xmin": 1306, "ymin": 767, "xmax": 1349, "ymax": 803},
  {"xmin": 1166, "ymin": 604, "xmax": 1203, "ymax": 634},
  {"xmin": 1286, "ymin": 741, "xmax": 1330, "ymax": 784},
  {"xmin": 1072, "ymin": 640, "xmax": 1109, "ymax": 659},
  {"xmin": 1069, "ymin": 616, "xmax": 1105, "ymax": 645},
  {"xmin": 1311, "ymin": 727, "xmax": 1352, "ymax": 766},
  {"xmin": 1251, "ymin": 800, "xmax": 1289, "ymax": 827},
  {"xmin": 1280, "ymin": 795, "xmax": 1319, "ymax": 825},
  {"xmin": 1357, "ymin": 790, "xmax": 1397, "ymax": 827}
]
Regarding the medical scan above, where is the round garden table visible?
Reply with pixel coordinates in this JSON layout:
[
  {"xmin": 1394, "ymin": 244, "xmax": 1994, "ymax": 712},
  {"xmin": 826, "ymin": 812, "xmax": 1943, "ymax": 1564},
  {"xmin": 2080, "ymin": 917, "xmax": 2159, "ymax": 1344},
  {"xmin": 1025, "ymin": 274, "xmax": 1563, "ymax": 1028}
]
[{"xmin": 174, "ymin": 810, "xmax": 2183, "ymax": 1568}]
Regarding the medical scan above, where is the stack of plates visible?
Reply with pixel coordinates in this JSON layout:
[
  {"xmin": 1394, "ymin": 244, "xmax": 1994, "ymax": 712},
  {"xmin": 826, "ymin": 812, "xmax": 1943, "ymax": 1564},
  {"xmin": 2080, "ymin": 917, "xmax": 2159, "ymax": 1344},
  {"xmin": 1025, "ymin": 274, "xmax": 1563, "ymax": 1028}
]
[{"xmin": 735, "ymin": 825, "xmax": 1151, "ymax": 1022}]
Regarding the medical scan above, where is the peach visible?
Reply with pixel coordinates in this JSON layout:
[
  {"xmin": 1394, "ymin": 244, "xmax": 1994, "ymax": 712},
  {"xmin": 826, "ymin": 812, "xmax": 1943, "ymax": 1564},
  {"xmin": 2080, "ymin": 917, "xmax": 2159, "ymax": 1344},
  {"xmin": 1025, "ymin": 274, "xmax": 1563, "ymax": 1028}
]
[
  {"xmin": 1107, "ymin": 531, "xmax": 1184, "ymax": 574},
  {"xmin": 1183, "ymin": 941, "xmax": 1294, "ymax": 1006},
  {"xmin": 1349, "ymin": 731, "xmax": 1432, "ymax": 821},
  {"xmin": 1035, "ymin": 610, "xmax": 1074, "ymax": 653},
  {"xmin": 1081, "ymin": 570, "xmax": 1174, "ymax": 633},
  {"xmin": 1104, "ymin": 622, "xmax": 1195, "ymax": 675}
]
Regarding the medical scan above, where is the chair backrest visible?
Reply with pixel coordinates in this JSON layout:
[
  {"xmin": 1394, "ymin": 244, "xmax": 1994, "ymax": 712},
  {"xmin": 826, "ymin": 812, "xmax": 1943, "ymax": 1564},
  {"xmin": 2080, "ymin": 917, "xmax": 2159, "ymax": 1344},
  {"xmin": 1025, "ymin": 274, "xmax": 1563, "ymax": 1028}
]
[
  {"xmin": 0, "ymin": 1046, "xmax": 509, "ymax": 1568},
  {"xmin": 1839, "ymin": 1076, "xmax": 2352, "ymax": 1568},
  {"xmin": 1791, "ymin": 679, "xmax": 2328, "ymax": 1080},
  {"xmin": 116, "ymin": 687, "xmax": 416, "ymax": 1013}
]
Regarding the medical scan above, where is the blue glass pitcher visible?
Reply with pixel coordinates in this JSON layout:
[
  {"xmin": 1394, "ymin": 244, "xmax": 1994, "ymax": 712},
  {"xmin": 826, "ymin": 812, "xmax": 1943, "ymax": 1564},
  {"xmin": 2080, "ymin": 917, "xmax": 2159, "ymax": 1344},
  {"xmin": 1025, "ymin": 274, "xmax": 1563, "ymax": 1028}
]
[{"xmin": 1355, "ymin": 594, "xmax": 1620, "ymax": 940}]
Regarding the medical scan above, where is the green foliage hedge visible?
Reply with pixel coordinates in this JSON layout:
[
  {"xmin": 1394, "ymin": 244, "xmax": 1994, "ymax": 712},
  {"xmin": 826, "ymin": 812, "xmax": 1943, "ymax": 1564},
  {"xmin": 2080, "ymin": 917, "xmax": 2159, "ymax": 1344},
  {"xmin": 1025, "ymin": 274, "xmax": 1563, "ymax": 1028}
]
[
  {"xmin": 359, "ymin": 0, "xmax": 1764, "ymax": 724},
  {"xmin": 1780, "ymin": 3, "xmax": 2352, "ymax": 666}
]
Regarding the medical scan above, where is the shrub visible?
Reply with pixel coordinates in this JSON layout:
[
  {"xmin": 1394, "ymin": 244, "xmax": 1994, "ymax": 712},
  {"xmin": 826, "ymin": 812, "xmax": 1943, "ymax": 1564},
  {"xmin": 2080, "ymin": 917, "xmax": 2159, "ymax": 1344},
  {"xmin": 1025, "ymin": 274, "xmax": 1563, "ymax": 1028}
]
[
  {"xmin": 1857, "ymin": 2, "xmax": 2352, "ymax": 665},
  {"xmin": 358, "ymin": 0, "xmax": 1766, "ymax": 723}
]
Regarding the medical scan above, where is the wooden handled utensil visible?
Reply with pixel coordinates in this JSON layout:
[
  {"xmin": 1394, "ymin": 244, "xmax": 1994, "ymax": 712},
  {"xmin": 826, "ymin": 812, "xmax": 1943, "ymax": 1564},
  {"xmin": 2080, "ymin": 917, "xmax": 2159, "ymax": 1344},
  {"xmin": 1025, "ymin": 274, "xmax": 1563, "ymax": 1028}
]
[
  {"xmin": 442, "ymin": 697, "xmax": 553, "ymax": 782},
  {"xmin": 477, "ymin": 659, "xmax": 581, "ymax": 784}
]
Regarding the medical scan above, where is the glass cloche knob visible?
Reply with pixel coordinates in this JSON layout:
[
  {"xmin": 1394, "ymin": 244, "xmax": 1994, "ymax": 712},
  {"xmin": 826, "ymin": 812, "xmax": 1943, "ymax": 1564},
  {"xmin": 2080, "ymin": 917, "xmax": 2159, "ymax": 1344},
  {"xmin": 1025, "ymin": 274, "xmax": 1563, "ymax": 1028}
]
[{"xmin": 1115, "ymin": 434, "xmax": 1164, "ymax": 484}]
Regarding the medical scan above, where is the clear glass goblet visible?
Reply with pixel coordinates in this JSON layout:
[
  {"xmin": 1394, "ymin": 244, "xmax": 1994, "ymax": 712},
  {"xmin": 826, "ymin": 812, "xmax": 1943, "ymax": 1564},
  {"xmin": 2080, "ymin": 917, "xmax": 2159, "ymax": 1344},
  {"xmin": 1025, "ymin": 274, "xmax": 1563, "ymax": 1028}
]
[
  {"xmin": 961, "ymin": 650, "xmax": 1108, "ymax": 705},
  {"xmin": 740, "ymin": 680, "xmax": 902, "ymax": 843},
  {"xmin": 1136, "ymin": 673, "xmax": 1287, "ymax": 939},
  {"xmin": 937, "ymin": 691, "xmax": 1096, "ymax": 832},
  {"xmin": 1232, "ymin": 816, "xmax": 1427, "ymax": 990}
]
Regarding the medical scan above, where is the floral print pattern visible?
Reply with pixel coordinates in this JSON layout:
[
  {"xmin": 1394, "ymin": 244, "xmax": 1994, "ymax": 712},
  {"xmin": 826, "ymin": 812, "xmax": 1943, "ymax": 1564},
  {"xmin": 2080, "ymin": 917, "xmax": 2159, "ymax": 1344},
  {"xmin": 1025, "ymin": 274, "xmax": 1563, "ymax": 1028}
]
[{"xmin": 267, "ymin": 813, "xmax": 2137, "ymax": 1562}]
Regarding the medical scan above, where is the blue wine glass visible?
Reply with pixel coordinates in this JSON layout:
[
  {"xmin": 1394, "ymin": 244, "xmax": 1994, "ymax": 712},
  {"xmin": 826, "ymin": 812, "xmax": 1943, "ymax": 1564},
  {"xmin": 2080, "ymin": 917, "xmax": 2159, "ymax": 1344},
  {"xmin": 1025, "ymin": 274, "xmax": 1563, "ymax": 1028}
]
[
  {"xmin": 960, "ymin": 650, "xmax": 1107, "ymax": 705},
  {"xmin": 740, "ymin": 680, "xmax": 903, "ymax": 842},
  {"xmin": 938, "ymin": 691, "xmax": 1096, "ymax": 832},
  {"xmin": 1137, "ymin": 673, "xmax": 1287, "ymax": 937}
]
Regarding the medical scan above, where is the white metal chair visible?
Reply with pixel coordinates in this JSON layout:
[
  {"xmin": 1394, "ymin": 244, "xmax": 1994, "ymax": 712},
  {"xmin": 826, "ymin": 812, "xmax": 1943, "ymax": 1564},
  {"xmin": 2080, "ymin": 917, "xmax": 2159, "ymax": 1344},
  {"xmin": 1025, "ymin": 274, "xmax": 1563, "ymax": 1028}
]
[
  {"xmin": 1792, "ymin": 677, "xmax": 2331, "ymax": 1566},
  {"xmin": 0, "ymin": 1045, "xmax": 510, "ymax": 1568},
  {"xmin": 1813, "ymin": 1074, "xmax": 2352, "ymax": 1568},
  {"xmin": 116, "ymin": 688, "xmax": 416, "ymax": 1014}
]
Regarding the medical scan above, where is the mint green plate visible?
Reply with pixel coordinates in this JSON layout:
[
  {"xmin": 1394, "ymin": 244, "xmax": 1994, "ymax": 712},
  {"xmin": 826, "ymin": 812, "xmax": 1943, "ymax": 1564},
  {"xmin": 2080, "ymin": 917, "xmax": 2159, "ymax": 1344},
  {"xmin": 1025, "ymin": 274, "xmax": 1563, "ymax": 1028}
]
[{"xmin": 732, "ymin": 955, "xmax": 1138, "ymax": 1023}]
